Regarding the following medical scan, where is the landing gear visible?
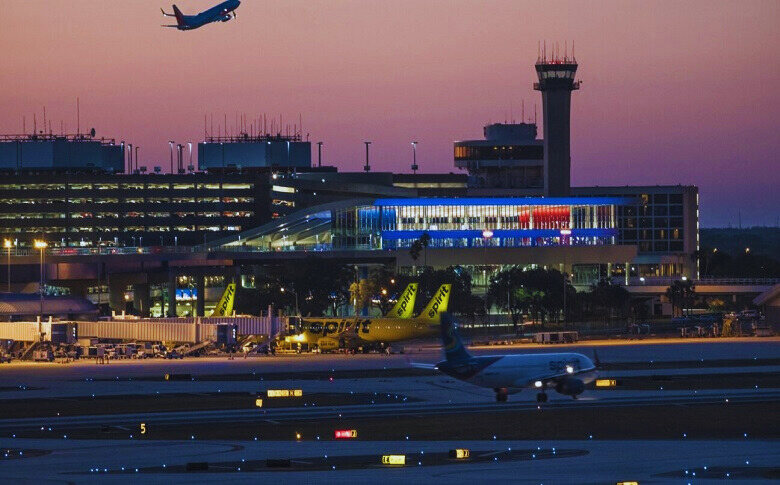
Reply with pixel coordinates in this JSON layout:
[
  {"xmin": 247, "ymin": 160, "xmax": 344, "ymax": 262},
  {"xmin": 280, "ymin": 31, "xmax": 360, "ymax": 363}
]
[
  {"xmin": 495, "ymin": 388, "xmax": 509, "ymax": 402},
  {"xmin": 536, "ymin": 392, "xmax": 548, "ymax": 403}
]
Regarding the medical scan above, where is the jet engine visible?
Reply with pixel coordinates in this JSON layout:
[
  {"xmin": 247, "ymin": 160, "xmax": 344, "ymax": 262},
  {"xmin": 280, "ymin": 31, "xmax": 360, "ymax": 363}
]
[
  {"xmin": 221, "ymin": 15, "xmax": 232, "ymax": 22},
  {"xmin": 555, "ymin": 377, "xmax": 584, "ymax": 397}
]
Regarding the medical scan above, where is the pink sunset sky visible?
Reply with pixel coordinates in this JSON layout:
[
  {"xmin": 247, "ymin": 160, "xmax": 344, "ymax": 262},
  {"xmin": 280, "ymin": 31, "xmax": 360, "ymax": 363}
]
[{"xmin": 0, "ymin": 0, "xmax": 778, "ymax": 226}]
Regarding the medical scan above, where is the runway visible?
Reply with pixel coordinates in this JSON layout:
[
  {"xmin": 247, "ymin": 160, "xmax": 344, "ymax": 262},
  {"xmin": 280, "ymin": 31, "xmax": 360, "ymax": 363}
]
[
  {"xmin": 0, "ymin": 388, "xmax": 777, "ymax": 431},
  {"xmin": 0, "ymin": 337, "xmax": 777, "ymax": 482}
]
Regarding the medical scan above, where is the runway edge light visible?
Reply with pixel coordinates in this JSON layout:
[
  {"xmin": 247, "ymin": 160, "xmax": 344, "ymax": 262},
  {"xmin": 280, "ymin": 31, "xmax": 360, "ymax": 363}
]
[
  {"xmin": 255, "ymin": 398, "xmax": 263, "ymax": 408},
  {"xmin": 616, "ymin": 482, "xmax": 639, "ymax": 485},
  {"xmin": 381, "ymin": 455, "xmax": 406, "ymax": 465}
]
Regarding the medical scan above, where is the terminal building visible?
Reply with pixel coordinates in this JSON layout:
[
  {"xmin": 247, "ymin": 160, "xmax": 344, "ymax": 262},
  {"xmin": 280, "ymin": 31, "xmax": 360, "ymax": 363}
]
[{"xmin": 0, "ymin": 52, "xmax": 700, "ymax": 314}]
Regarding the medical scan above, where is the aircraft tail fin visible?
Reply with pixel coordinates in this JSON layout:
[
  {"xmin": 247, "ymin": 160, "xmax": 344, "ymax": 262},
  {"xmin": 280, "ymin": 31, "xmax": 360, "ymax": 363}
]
[
  {"xmin": 417, "ymin": 284, "xmax": 451, "ymax": 322},
  {"xmin": 386, "ymin": 283, "xmax": 418, "ymax": 318},
  {"xmin": 210, "ymin": 283, "xmax": 236, "ymax": 317},
  {"xmin": 172, "ymin": 5, "xmax": 185, "ymax": 26},
  {"xmin": 440, "ymin": 312, "xmax": 471, "ymax": 364}
]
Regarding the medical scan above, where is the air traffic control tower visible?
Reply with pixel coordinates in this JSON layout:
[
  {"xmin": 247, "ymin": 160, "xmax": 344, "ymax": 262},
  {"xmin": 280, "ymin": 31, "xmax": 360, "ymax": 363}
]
[{"xmin": 534, "ymin": 46, "xmax": 580, "ymax": 197}]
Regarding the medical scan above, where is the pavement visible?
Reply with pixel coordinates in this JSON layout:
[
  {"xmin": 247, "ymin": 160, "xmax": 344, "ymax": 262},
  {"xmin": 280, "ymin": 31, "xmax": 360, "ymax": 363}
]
[{"xmin": 0, "ymin": 336, "xmax": 777, "ymax": 483}]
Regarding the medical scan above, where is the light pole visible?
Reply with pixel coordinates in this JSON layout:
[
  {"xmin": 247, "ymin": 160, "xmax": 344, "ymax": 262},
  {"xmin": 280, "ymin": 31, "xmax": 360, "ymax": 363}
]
[
  {"xmin": 482, "ymin": 230, "xmax": 493, "ymax": 290},
  {"xmin": 363, "ymin": 141, "xmax": 371, "ymax": 172},
  {"xmin": 168, "ymin": 141, "xmax": 175, "ymax": 174},
  {"xmin": 34, "ymin": 239, "xmax": 47, "ymax": 316},
  {"xmin": 411, "ymin": 141, "xmax": 418, "ymax": 173},
  {"xmin": 281, "ymin": 287, "xmax": 299, "ymax": 316},
  {"xmin": 4, "ymin": 239, "xmax": 11, "ymax": 292}
]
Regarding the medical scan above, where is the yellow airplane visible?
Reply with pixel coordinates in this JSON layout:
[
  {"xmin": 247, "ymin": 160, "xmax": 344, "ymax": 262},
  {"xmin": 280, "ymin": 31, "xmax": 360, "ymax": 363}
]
[
  {"xmin": 287, "ymin": 284, "xmax": 451, "ymax": 351},
  {"xmin": 385, "ymin": 283, "xmax": 418, "ymax": 319},
  {"xmin": 210, "ymin": 283, "xmax": 236, "ymax": 317}
]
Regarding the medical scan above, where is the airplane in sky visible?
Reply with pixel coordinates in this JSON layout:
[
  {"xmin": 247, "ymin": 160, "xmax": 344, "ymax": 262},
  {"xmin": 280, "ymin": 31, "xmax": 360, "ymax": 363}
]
[
  {"xmin": 419, "ymin": 313, "xmax": 597, "ymax": 403},
  {"xmin": 161, "ymin": 0, "xmax": 241, "ymax": 31},
  {"xmin": 287, "ymin": 284, "xmax": 450, "ymax": 352}
]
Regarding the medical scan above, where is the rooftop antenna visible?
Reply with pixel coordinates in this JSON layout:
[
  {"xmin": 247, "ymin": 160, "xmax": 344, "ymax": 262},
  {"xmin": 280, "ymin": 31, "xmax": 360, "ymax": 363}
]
[
  {"xmin": 33, "ymin": 113, "xmax": 37, "ymax": 134},
  {"xmin": 537, "ymin": 41, "xmax": 540, "ymax": 62},
  {"xmin": 543, "ymin": 40, "xmax": 546, "ymax": 62},
  {"xmin": 76, "ymin": 97, "xmax": 80, "ymax": 135},
  {"xmin": 43, "ymin": 106, "xmax": 47, "ymax": 134},
  {"xmin": 317, "ymin": 141, "xmax": 323, "ymax": 167},
  {"xmin": 534, "ymin": 104, "xmax": 537, "ymax": 125},
  {"xmin": 23, "ymin": 116, "xmax": 26, "ymax": 134},
  {"xmin": 522, "ymin": 99, "xmax": 525, "ymax": 123},
  {"xmin": 204, "ymin": 115, "xmax": 207, "ymax": 138},
  {"xmin": 565, "ymin": 41, "xmax": 568, "ymax": 62},
  {"xmin": 572, "ymin": 40, "xmax": 575, "ymax": 61}
]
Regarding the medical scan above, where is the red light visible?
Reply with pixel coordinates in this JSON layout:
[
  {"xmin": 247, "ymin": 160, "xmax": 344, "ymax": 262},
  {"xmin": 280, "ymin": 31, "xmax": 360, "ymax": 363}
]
[{"xmin": 335, "ymin": 429, "xmax": 357, "ymax": 439}]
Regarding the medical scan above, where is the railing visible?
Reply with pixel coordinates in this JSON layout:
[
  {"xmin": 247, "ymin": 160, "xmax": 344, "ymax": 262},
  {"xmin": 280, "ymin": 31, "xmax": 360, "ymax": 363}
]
[
  {"xmin": 615, "ymin": 276, "xmax": 779, "ymax": 287},
  {"xmin": 6, "ymin": 246, "xmax": 198, "ymax": 257}
]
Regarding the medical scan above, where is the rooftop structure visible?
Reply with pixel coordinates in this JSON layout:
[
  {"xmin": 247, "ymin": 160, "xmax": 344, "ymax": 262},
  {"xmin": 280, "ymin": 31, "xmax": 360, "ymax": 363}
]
[
  {"xmin": 0, "ymin": 133, "xmax": 125, "ymax": 173},
  {"xmin": 198, "ymin": 133, "xmax": 311, "ymax": 171}
]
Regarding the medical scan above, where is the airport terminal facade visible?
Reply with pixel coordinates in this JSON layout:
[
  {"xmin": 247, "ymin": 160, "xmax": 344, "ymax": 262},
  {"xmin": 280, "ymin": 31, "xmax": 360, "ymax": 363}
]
[{"xmin": 0, "ymin": 55, "xmax": 699, "ymax": 314}]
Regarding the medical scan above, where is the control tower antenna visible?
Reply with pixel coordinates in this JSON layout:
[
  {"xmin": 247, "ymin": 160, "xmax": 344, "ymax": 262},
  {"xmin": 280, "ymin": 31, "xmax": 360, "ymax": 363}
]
[{"xmin": 534, "ymin": 41, "xmax": 580, "ymax": 197}]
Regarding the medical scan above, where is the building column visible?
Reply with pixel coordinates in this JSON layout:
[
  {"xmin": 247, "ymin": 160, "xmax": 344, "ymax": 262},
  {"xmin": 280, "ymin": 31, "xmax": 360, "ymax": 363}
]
[
  {"xmin": 166, "ymin": 271, "xmax": 177, "ymax": 317},
  {"xmin": 132, "ymin": 283, "xmax": 151, "ymax": 317},
  {"xmin": 196, "ymin": 273, "xmax": 205, "ymax": 317},
  {"xmin": 624, "ymin": 262, "xmax": 630, "ymax": 285},
  {"xmin": 108, "ymin": 277, "xmax": 127, "ymax": 314}
]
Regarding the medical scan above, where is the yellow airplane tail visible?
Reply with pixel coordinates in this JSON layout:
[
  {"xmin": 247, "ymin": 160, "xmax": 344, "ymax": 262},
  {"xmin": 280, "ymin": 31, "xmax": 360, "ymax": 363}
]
[
  {"xmin": 417, "ymin": 284, "xmax": 452, "ymax": 322},
  {"xmin": 385, "ymin": 283, "xmax": 418, "ymax": 319},
  {"xmin": 210, "ymin": 283, "xmax": 236, "ymax": 317}
]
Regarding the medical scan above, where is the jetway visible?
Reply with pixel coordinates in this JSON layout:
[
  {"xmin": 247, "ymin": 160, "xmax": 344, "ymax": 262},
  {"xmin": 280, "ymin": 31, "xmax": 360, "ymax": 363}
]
[{"xmin": 0, "ymin": 316, "xmax": 289, "ymax": 345}]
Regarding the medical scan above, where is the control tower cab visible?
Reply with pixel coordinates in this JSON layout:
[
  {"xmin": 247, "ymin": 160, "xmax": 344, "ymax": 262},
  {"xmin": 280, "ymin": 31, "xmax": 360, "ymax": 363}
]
[{"xmin": 534, "ymin": 46, "xmax": 580, "ymax": 197}]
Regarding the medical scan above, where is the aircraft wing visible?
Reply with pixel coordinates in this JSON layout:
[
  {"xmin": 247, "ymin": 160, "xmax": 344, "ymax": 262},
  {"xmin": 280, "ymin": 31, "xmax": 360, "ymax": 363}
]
[
  {"xmin": 409, "ymin": 362, "xmax": 438, "ymax": 370},
  {"xmin": 514, "ymin": 371, "xmax": 572, "ymax": 388},
  {"xmin": 161, "ymin": 25, "xmax": 180, "ymax": 28}
]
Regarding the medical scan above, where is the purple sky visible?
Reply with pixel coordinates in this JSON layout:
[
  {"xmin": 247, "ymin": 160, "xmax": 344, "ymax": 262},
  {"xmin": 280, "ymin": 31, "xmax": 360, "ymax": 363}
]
[{"xmin": 1, "ymin": 0, "xmax": 778, "ymax": 227}]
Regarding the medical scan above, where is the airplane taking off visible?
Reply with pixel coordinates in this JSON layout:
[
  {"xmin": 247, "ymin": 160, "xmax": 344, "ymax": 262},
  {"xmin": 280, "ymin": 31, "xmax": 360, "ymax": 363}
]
[
  {"xmin": 161, "ymin": 0, "xmax": 241, "ymax": 30},
  {"xmin": 288, "ymin": 284, "xmax": 450, "ymax": 351},
  {"xmin": 423, "ymin": 313, "xmax": 597, "ymax": 403}
]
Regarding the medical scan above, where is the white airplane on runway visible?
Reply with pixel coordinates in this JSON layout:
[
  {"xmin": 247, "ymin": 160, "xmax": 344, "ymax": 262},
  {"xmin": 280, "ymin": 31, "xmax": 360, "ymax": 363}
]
[{"xmin": 418, "ymin": 313, "xmax": 598, "ymax": 403}]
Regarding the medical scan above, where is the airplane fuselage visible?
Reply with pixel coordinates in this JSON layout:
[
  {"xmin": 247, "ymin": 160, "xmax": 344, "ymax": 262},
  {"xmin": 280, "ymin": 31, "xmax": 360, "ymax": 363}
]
[
  {"xmin": 294, "ymin": 317, "xmax": 437, "ymax": 345},
  {"xmin": 437, "ymin": 352, "xmax": 596, "ymax": 391},
  {"xmin": 171, "ymin": 0, "xmax": 240, "ymax": 30}
]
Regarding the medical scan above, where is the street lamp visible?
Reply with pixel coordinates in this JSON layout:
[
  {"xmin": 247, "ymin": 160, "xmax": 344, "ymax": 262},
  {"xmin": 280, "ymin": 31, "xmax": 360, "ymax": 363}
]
[
  {"xmin": 281, "ymin": 287, "xmax": 299, "ymax": 316},
  {"xmin": 363, "ymin": 141, "xmax": 371, "ymax": 172},
  {"xmin": 34, "ymin": 239, "xmax": 47, "ymax": 316},
  {"xmin": 4, "ymin": 239, "xmax": 11, "ymax": 292},
  {"xmin": 411, "ymin": 141, "xmax": 418, "ymax": 174}
]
